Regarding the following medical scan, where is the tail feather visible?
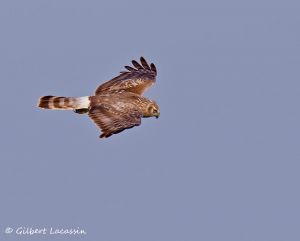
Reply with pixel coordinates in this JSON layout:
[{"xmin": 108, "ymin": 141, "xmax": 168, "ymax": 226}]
[{"xmin": 38, "ymin": 95, "xmax": 90, "ymax": 110}]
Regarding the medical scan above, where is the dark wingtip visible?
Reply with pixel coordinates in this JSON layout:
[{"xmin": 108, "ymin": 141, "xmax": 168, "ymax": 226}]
[
  {"xmin": 122, "ymin": 57, "xmax": 157, "ymax": 75},
  {"xmin": 131, "ymin": 59, "xmax": 143, "ymax": 69},
  {"xmin": 124, "ymin": 65, "xmax": 136, "ymax": 72},
  {"xmin": 99, "ymin": 133, "xmax": 112, "ymax": 138},
  {"xmin": 140, "ymin": 56, "xmax": 151, "ymax": 70},
  {"xmin": 150, "ymin": 63, "xmax": 157, "ymax": 73}
]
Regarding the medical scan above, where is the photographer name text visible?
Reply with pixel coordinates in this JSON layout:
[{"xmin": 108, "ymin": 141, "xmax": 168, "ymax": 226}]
[{"xmin": 5, "ymin": 226, "xmax": 87, "ymax": 235}]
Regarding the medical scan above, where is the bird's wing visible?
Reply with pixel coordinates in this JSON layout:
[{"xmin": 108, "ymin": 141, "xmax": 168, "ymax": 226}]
[
  {"xmin": 88, "ymin": 104, "xmax": 142, "ymax": 138},
  {"xmin": 95, "ymin": 57, "xmax": 157, "ymax": 96}
]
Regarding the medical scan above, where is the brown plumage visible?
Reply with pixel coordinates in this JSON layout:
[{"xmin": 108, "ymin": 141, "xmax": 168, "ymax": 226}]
[{"xmin": 37, "ymin": 57, "xmax": 160, "ymax": 138}]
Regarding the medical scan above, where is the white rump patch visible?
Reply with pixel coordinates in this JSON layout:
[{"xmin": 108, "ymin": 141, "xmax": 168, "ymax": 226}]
[{"xmin": 75, "ymin": 96, "xmax": 90, "ymax": 109}]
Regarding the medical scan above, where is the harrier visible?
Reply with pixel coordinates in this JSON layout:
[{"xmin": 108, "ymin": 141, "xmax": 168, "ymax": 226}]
[{"xmin": 37, "ymin": 57, "xmax": 160, "ymax": 138}]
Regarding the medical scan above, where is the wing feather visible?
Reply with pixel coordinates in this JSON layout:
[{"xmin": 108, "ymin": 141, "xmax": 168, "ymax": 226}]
[
  {"xmin": 150, "ymin": 63, "xmax": 157, "ymax": 73},
  {"xmin": 140, "ymin": 57, "xmax": 151, "ymax": 70},
  {"xmin": 131, "ymin": 60, "xmax": 144, "ymax": 70},
  {"xmin": 88, "ymin": 104, "xmax": 142, "ymax": 138},
  {"xmin": 95, "ymin": 57, "xmax": 157, "ymax": 96},
  {"xmin": 124, "ymin": 66, "xmax": 136, "ymax": 71}
]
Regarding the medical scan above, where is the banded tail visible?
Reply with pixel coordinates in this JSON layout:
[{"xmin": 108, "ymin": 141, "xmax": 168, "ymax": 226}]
[{"xmin": 38, "ymin": 95, "xmax": 90, "ymax": 110}]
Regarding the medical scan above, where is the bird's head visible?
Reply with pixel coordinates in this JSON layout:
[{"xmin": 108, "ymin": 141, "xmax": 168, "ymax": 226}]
[{"xmin": 145, "ymin": 101, "xmax": 160, "ymax": 118}]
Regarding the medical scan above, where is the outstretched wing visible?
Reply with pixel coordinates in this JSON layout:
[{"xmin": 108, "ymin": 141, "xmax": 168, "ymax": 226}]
[
  {"xmin": 88, "ymin": 104, "xmax": 142, "ymax": 138},
  {"xmin": 95, "ymin": 57, "xmax": 157, "ymax": 96}
]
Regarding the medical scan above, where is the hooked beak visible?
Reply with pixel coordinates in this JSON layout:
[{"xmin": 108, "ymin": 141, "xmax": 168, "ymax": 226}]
[{"xmin": 156, "ymin": 112, "xmax": 160, "ymax": 119}]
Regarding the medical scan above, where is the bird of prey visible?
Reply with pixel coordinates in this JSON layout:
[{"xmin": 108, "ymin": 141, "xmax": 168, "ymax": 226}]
[{"xmin": 37, "ymin": 57, "xmax": 160, "ymax": 138}]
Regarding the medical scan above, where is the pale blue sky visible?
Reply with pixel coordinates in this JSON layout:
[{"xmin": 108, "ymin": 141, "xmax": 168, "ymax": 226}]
[{"xmin": 1, "ymin": 0, "xmax": 300, "ymax": 240}]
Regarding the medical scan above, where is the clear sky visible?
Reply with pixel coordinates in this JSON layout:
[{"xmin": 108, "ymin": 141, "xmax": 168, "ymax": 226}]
[{"xmin": 1, "ymin": 0, "xmax": 300, "ymax": 241}]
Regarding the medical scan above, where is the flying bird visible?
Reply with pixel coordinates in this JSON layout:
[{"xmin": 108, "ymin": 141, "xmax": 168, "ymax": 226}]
[{"xmin": 37, "ymin": 57, "xmax": 160, "ymax": 138}]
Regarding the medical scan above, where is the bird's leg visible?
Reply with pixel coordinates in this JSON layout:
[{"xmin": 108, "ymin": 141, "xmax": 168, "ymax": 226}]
[{"xmin": 74, "ymin": 108, "xmax": 89, "ymax": 114}]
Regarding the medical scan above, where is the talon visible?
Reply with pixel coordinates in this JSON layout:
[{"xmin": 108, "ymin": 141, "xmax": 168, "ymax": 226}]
[{"xmin": 74, "ymin": 108, "xmax": 89, "ymax": 114}]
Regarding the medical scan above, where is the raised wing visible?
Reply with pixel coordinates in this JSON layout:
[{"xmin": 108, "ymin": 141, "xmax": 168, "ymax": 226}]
[
  {"xmin": 88, "ymin": 104, "xmax": 142, "ymax": 138},
  {"xmin": 95, "ymin": 57, "xmax": 157, "ymax": 96}
]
